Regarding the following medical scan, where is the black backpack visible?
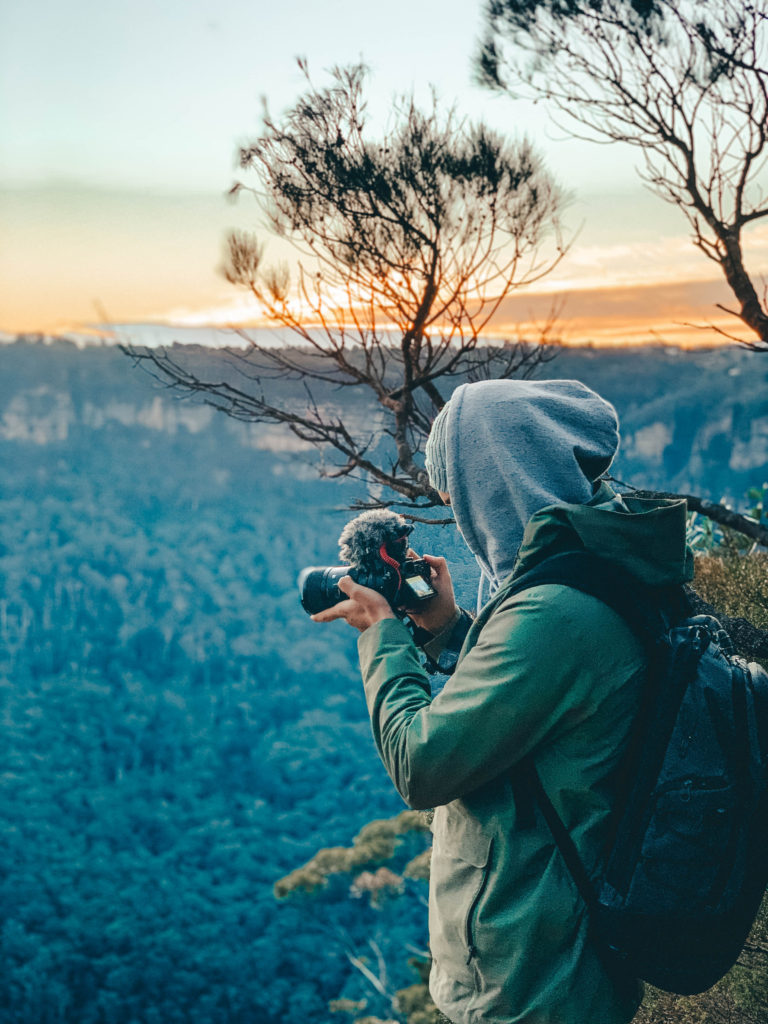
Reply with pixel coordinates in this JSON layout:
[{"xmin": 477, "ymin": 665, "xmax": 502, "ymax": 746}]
[{"xmin": 507, "ymin": 550, "xmax": 768, "ymax": 995}]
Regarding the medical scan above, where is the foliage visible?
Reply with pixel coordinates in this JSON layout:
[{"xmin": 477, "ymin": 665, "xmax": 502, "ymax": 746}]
[
  {"xmin": 686, "ymin": 510, "xmax": 723, "ymax": 554},
  {"xmin": 478, "ymin": 0, "xmax": 768, "ymax": 349},
  {"xmin": 693, "ymin": 551, "xmax": 768, "ymax": 630},
  {"xmin": 0, "ymin": 396, "xmax": 426, "ymax": 1022},
  {"xmin": 686, "ymin": 483, "xmax": 768, "ymax": 553},
  {"xmin": 3, "ymin": 340, "xmax": 768, "ymax": 1021},
  {"xmin": 746, "ymin": 482, "xmax": 768, "ymax": 532},
  {"xmin": 275, "ymin": 809, "xmax": 436, "ymax": 1024},
  {"xmin": 394, "ymin": 974, "xmax": 445, "ymax": 1024},
  {"xmin": 274, "ymin": 811, "xmax": 430, "ymax": 899},
  {"xmin": 273, "ymin": 809, "xmax": 433, "ymax": 1021},
  {"xmin": 126, "ymin": 62, "xmax": 565, "ymax": 510}
]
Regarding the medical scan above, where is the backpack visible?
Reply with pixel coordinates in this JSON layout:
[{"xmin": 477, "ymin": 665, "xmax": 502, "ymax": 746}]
[{"xmin": 506, "ymin": 550, "xmax": 768, "ymax": 995}]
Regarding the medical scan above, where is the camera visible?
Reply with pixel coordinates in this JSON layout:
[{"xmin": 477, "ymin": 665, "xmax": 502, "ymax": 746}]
[{"xmin": 298, "ymin": 509, "xmax": 437, "ymax": 616}]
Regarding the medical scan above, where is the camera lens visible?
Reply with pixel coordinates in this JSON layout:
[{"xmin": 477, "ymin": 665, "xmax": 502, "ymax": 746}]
[{"xmin": 298, "ymin": 565, "xmax": 350, "ymax": 615}]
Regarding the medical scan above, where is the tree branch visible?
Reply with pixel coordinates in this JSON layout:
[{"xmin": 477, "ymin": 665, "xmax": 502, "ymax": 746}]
[
  {"xmin": 480, "ymin": 0, "xmax": 768, "ymax": 347},
  {"xmin": 630, "ymin": 489, "xmax": 768, "ymax": 546}
]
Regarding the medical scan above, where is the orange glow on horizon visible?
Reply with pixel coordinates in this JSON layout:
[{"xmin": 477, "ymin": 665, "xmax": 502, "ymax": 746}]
[
  {"xmin": 1, "ymin": 267, "xmax": 760, "ymax": 353},
  {"xmin": 4, "ymin": 179, "xmax": 766, "ymax": 351},
  {"xmin": 144, "ymin": 274, "xmax": 755, "ymax": 351}
]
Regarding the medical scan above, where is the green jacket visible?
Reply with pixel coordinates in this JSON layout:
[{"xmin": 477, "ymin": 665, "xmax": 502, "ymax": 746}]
[{"xmin": 358, "ymin": 488, "xmax": 693, "ymax": 1024}]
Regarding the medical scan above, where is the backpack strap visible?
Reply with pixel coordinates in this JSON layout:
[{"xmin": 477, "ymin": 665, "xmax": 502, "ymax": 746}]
[{"xmin": 516, "ymin": 756, "xmax": 598, "ymax": 912}]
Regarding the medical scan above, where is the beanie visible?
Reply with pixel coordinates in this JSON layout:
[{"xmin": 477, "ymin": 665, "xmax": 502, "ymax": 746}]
[{"xmin": 425, "ymin": 404, "xmax": 451, "ymax": 492}]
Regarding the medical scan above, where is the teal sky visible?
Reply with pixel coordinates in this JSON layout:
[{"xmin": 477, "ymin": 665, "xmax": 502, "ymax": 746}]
[
  {"xmin": 1, "ymin": 0, "xmax": 642, "ymax": 192},
  {"xmin": 1, "ymin": 0, "xmax": 759, "ymax": 341}
]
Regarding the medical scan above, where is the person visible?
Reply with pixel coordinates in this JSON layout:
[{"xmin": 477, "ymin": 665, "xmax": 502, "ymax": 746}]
[{"xmin": 312, "ymin": 379, "xmax": 693, "ymax": 1024}]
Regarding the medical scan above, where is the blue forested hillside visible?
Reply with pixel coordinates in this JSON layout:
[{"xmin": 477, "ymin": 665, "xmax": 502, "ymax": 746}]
[
  {"xmin": 0, "ymin": 343, "xmax": 443, "ymax": 1023},
  {"xmin": 0, "ymin": 338, "xmax": 766, "ymax": 1022}
]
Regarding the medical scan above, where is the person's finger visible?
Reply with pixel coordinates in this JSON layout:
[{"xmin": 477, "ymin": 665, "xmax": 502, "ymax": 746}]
[
  {"xmin": 422, "ymin": 554, "xmax": 449, "ymax": 581},
  {"xmin": 422, "ymin": 554, "xmax": 447, "ymax": 570},
  {"xmin": 337, "ymin": 575, "xmax": 358, "ymax": 596},
  {"xmin": 312, "ymin": 599, "xmax": 355, "ymax": 623}
]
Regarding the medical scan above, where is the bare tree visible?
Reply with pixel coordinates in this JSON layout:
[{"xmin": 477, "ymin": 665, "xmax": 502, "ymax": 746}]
[
  {"xmin": 125, "ymin": 61, "xmax": 768, "ymax": 544},
  {"xmin": 125, "ymin": 63, "xmax": 566, "ymax": 512},
  {"xmin": 477, "ymin": 0, "xmax": 768, "ymax": 350}
]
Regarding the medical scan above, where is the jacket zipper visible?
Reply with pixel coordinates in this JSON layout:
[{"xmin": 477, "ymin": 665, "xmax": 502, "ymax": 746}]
[{"xmin": 465, "ymin": 838, "xmax": 494, "ymax": 964}]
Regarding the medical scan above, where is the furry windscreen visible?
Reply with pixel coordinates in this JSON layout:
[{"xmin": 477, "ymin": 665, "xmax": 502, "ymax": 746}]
[{"xmin": 337, "ymin": 510, "xmax": 413, "ymax": 568}]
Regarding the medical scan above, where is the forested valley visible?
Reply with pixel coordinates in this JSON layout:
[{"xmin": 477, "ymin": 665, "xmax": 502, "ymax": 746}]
[{"xmin": 1, "ymin": 337, "xmax": 766, "ymax": 1022}]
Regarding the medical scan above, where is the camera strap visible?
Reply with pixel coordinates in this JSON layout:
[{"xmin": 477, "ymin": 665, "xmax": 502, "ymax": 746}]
[{"xmin": 378, "ymin": 535, "xmax": 408, "ymax": 591}]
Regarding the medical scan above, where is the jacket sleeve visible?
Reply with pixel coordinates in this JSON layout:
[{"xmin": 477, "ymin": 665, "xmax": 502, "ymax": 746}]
[{"xmin": 358, "ymin": 586, "xmax": 642, "ymax": 810}]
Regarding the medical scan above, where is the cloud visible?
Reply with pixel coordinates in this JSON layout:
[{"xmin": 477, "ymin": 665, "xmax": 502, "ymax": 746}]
[{"xmin": 485, "ymin": 276, "xmax": 758, "ymax": 347}]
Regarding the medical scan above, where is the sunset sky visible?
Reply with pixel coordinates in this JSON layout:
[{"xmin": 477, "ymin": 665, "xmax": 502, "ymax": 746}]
[{"xmin": 1, "ymin": 0, "xmax": 765, "ymax": 346}]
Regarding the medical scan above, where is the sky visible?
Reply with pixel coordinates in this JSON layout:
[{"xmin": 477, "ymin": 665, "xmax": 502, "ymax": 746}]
[{"xmin": 1, "ymin": 0, "xmax": 765, "ymax": 346}]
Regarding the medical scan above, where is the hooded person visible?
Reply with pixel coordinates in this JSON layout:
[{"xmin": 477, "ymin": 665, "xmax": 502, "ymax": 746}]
[
  {"xmin": 424, "ymin": 378, "xmax": 623, "ymax": 610},
  {"xmin": 312, "ymin": 379, "xmax": 693, "ymax": 1024}
]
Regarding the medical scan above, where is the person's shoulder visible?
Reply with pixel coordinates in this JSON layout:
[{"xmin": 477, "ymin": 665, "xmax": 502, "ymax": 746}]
[
  {"xmin": 494, "ymin": 581, "xmax": 640, "ymax": 646},
  {"xmin": 485, "ymin": 584, "xmax": 646, "ymax": 700}
]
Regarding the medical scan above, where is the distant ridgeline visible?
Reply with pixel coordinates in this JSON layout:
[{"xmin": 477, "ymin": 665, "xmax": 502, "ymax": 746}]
[
  {"xmin": 3, "ymin": 336, "xmax": 767, "ymax": 500},
  {"xmin": 0, "ymin": 337, "xmax": 766, "ymax": 1023}
]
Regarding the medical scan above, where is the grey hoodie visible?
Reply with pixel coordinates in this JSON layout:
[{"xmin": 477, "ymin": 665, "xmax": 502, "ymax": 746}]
[{"xmin": 426, "ymin": 379, "xmax": 620, "ymax": 604}]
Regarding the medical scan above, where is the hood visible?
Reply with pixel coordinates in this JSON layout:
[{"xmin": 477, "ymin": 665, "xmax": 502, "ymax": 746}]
[
  {"xmin": 514, "ymin": 481, "xmax": 694, "ymax": 588},
  {"xmin": 433, "ymin": 379, "xmax": 621, "ymax": 598}
]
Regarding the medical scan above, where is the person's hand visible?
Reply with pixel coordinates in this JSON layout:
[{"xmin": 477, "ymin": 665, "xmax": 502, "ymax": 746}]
[
  {"xmin": 311, "ymin": 575, "xmax": 396, "ymax": 633},
  {"xmin": 402, "ymin": 554, "xmax": 459, "ymax": 636}
]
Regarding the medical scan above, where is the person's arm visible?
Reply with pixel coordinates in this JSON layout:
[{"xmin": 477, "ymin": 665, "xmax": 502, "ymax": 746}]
[
  {"xmin": 416, "ymin": 607, "xmax": 473, "ymax": 675},
  {"xmin": 358, "ymin": 587, "xmax": 628, "ymax": 810}
]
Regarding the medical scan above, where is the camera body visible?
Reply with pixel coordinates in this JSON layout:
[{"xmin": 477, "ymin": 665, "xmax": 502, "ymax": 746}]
[{"xmin": 298, "ymin": 510, "xmax": 437, "ymax": 616}]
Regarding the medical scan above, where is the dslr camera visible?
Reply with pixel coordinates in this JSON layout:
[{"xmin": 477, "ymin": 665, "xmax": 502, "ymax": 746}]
[{"xmin": 299, "ymin": 509, "xmax": 436, "ymax": 616}]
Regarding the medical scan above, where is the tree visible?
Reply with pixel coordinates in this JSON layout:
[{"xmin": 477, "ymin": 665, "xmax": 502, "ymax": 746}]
[
  {"xmin": 125, "ymin": 62, "xmax": 768, "ymax": 545},
  {"xmin": 477, "ymin": 0, "xmax": 768, "ymax": 350},
  {"xmin": 125, "ymin": 62, "xmax": 566, "ymax": 512},
  {"xmin": 273, "ymin": 811, "xmax": 436, "ymax": 1023}
]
